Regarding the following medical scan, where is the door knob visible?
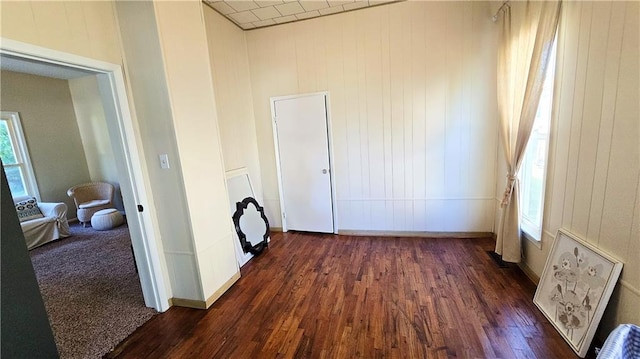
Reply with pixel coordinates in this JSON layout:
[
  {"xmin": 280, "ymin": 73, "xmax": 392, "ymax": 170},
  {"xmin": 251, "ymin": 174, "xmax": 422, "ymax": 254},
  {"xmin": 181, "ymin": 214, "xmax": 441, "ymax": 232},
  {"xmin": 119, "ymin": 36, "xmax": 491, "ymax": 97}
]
[{"xmin": 322, "ymin": 169, "xmax": 328, "ymax": 174}]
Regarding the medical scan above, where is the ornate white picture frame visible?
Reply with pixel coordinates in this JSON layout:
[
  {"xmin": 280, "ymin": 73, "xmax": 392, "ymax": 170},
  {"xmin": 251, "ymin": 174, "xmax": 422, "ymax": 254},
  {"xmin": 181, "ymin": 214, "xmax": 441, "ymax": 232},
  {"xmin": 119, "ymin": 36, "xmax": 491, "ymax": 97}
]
[{"xmin": 533, "ymin": 229, "xmax": 623, "ymax": 358}]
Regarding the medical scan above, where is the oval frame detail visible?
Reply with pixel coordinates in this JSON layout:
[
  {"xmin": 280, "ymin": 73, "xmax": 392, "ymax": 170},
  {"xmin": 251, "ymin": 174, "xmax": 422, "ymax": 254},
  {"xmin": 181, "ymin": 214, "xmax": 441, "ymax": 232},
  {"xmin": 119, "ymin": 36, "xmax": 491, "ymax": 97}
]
[{"xmin": 232, "ymin": 196, "xmax": 270, "ymax": 256}]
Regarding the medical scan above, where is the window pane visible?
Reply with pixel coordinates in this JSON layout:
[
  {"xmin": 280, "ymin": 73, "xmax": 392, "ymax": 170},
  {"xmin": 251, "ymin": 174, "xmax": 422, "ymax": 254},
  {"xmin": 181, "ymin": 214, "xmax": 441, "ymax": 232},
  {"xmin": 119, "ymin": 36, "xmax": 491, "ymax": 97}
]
[
  {"xmin": 4, "ymin": 166, "xmax": 27, "ymax": 197},
  {"xmin": 521, "ymin": 134, "xmax": 546, "ymax": 224},
  {"xmin": 0, "ymin": 120, "xmax": 18, "ymax": 164},
  {"xmin": 519, "ymin": 40, "xmax": 557, "ymax": 240}
]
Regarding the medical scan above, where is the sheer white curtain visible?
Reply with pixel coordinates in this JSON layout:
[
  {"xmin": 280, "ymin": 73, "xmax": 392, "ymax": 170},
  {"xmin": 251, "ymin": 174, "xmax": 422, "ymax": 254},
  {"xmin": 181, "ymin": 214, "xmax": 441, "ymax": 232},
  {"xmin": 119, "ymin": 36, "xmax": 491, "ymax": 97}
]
[{"xmin": 495, "ymin": 1, "xmax": 562, "ymax": 263}]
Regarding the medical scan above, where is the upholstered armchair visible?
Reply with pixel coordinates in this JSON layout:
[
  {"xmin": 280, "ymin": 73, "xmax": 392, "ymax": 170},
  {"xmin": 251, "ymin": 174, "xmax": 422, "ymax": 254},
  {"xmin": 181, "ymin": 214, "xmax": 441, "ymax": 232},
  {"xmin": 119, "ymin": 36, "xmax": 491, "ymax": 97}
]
[
  {"xmin": 67, "ymin": 182, "xmax": 115, "ymax": 227},
  {"xmin": 13, "ymin": 195, "xmax": 70, "ymax": 250}
]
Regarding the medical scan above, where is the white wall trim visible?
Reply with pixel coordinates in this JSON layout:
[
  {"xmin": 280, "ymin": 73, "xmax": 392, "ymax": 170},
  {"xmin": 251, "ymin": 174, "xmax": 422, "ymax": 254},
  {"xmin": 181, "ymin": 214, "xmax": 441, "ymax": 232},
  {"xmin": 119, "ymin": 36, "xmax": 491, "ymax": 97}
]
[
  {"xmin": 338, "ymin": 197, "xmax": 496, "ymax": 201},
  {"xmin": 270, "ymin": 96, "xmax": 288, "ymax": 232},
  {"xmin": 324, "ymin": 93, "xmax": 339, "ymax": 234},
  {"xmin": 164, "ymin": 250, "xmax": 195, "ymax": 256},
  {"xmin": 338, "ymin": 230, "xmax": 494, "ymax": 238},
  {"xmin": 1, "ymin": 38, "xmax": 171, "ymax": 312},
  {"xmin": 620, "ymin": 280, "xmax": 640, "ymax": 298}
]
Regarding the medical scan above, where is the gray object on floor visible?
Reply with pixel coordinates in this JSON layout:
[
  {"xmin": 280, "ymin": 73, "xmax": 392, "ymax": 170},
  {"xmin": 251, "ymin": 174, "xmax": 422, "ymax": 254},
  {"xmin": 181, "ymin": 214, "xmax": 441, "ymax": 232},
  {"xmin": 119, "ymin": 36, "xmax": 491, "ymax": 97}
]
[
  {"xmin": 91, "ymin": 208, "xmax": 124, "ymax": 231},
  {"xmin": 597, "ymin": 324, "xmax": 640, "ymax": 359}
]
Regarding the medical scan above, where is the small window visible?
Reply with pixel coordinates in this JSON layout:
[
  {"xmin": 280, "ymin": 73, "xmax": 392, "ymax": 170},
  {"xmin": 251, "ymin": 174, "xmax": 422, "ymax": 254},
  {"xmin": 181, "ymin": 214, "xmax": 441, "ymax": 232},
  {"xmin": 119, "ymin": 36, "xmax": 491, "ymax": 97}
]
[
  {"xmin": 0, "ymin": 111, "xmax": 40, "ymax": 199},
  {"xmin": 519, "ymin": 41, "xmax": 557, "ymax": 241}
]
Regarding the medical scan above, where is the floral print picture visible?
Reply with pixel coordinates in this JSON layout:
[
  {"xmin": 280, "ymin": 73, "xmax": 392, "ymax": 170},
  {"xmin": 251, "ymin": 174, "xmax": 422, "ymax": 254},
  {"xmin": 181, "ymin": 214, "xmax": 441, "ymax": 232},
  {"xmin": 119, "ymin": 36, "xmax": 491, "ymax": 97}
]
[{"xmin": 534, "ymin": 230, "xmax": 623, "ymax": 358}]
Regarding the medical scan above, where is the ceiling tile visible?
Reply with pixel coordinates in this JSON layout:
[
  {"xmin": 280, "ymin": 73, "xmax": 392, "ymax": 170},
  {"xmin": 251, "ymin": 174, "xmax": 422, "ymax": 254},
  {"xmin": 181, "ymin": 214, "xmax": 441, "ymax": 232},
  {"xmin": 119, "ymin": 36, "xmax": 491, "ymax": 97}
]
[
  {"xmin": 296, "ymin": 10, "xmax": 320, "ymax": 20},
  {"xmin": 319, "ymin": 5, "xmax": 344, "ymax": 15},
  {"xmin": 275, "ymin": 1, "xmax": 305, "ymax": 16},
  {"xmin": 299, "ymin": 0, "xmax": 329, "ymax": 12},
  {"xmin": 252, "ymin": 19, "xmax": 276, "ymax": 27},
  {"xmin": 273, "ymin": 15, "xmax": 298, "ymax": 23},
  {"xmin": 229, "ymin": 10, "xmax": 260, "ymax": 24},
  {"xmin": 208, "ymin": 1, "xmax": 235, "ymax": 15},
  {"xmin": 226, "ymin": 1, "xmax": 260, "ymax": 12},
  {"xmin": 207, "ymin": 0, "xmax": 403, "ymax": 30},
  {"xmin": 252, "ymin": 6, "xmax": 282, "ymax": 20},
  {"xmin": 257, "ymin": 1, "xmax": 283, "ymax": 6},
  {"xmin": 327, "ymin": 0, "xmax": 354, "ymax": 6},
  {"xmin": 343, "ymin": 1, "xmax": 368, "ymax": 11}
]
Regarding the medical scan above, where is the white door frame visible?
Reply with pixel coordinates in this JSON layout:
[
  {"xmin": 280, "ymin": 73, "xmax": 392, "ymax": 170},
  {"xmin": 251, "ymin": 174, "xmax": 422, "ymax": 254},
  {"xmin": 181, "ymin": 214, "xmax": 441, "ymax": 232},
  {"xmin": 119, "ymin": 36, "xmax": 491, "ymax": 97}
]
[
  {"xmin": 1, "ymin": 38, "xmax": 170, "ymax": 312},
  {"xmin": 270, "ymin": 91, "xmax": 338, "ymax": 234}
]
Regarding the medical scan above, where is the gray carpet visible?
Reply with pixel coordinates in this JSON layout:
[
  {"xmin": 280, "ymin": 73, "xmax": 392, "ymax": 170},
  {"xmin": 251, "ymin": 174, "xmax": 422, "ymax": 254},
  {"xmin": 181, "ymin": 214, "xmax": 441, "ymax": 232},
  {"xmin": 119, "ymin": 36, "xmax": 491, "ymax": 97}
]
[{"xmin": 29, "ymin": 222, "xmax": 157, "ymax": 359}]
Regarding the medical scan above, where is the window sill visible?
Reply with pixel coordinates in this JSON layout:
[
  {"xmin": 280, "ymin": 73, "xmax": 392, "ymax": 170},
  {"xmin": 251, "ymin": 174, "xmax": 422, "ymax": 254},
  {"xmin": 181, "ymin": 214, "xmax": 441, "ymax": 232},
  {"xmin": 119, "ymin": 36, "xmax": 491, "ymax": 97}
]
[{"xmin": 521, "ymin": 228, "xmax": 542, "ymax": 249}]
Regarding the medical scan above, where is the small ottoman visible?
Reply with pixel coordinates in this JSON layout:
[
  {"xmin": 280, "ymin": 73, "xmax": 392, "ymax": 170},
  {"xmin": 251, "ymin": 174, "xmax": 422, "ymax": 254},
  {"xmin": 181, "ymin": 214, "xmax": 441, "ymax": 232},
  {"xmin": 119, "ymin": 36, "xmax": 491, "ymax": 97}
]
[{"xmin": 91, "ymin": 208, "xmax": 124, "ymax": 231}]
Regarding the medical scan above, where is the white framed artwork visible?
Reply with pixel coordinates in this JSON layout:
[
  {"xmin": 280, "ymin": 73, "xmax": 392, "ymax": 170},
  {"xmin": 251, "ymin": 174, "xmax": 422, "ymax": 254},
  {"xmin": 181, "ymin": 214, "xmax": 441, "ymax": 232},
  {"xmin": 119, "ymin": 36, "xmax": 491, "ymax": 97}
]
[{"xmin": 533, "ymin": 229, "xmax": 623, "ymax": 358}]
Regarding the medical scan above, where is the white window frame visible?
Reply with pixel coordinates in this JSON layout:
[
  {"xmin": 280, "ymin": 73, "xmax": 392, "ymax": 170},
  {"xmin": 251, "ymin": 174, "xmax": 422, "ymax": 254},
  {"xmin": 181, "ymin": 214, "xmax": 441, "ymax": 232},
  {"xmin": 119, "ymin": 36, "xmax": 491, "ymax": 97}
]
[
  {"xmin": 1, "ymin": 111, "xmax": 40, "ymax": 199},
  {"xmin": 519, "ymin": 40, "xmax": 557, "ymax": 245}
]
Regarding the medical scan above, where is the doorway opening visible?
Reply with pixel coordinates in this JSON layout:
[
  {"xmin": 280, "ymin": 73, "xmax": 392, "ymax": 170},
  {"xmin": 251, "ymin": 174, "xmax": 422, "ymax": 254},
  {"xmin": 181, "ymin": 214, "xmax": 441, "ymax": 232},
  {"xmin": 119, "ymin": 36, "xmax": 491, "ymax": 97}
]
[{"xmin": 0, "ymin": 39, "xmax": 168, "ymax": 313}]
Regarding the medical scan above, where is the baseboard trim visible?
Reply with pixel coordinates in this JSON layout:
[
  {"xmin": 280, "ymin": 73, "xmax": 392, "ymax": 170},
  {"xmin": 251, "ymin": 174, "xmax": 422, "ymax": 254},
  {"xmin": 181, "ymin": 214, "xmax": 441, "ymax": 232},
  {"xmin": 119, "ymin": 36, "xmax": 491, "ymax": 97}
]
[
  {"xmin": 205, "ymin": 271, "xmax": 241, "ymax": 308},
  {"xmin": 170, "ymin": 297, "xmax": 208, "ymax": 310},
  {"xmin": 171, "ymin": 271, "xmax": 242, "ymax": 310},
  {"xmin": 518, "ymin": 261, "xmax": 540, "ymax": 284},
  {"xmin": 620, "ymin": 279, "xmax": 640, "ymax": 297},
  {"xmin": 337, "ymin": 230, "xmax": 494, "ymax": 238},
  {"xmin": 270, "ymin": 227, "xmax": 283, "ymax": 232}
]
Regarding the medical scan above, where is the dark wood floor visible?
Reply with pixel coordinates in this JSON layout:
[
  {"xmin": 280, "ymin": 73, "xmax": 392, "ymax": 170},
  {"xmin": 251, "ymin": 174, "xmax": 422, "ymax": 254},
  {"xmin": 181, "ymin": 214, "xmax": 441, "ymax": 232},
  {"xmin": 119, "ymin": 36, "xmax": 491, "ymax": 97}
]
[{"xmin": 108, "ymin": 231, "xmax": 584, "ymax": 358}]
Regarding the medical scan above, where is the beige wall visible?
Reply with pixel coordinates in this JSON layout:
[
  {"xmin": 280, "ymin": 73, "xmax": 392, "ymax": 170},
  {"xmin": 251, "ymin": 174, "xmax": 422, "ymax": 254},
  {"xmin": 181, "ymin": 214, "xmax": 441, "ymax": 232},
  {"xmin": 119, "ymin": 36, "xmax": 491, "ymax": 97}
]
[
  {"xmin": 115, "ymin": 0, "xmax": 198, "ymax": 301},
  {"xmin": 0, "ymin": 1, "xmax": 121, "ymax": 65},
  {"xmin": 153, "ymin": 1, "xmax": 239, "ymax": 300},
  {"xmin": 246, "ymin": 1, "xmax": 499, "ymax": 231},
  {"xmin": 522, "ymin": 1, "xmax": 639, "ymax": 336},
  {"xmin": 68, "ymin": 75, "xmax": 124, "ymax": 212},
  {"xmin": 204, "ymin": 6, "xmax": 264, "ymax": 204},
  {"xmin": 0, "ymin": 71, "xmax": 92, "ymax": 219}
]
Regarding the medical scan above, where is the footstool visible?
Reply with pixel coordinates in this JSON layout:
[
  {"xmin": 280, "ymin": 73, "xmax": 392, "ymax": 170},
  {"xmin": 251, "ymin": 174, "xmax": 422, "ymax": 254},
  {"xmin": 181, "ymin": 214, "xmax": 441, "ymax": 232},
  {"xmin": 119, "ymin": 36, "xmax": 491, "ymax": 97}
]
[{"xmin": 91, "ymin": 208, "xmax": 124, "ymax": 231}]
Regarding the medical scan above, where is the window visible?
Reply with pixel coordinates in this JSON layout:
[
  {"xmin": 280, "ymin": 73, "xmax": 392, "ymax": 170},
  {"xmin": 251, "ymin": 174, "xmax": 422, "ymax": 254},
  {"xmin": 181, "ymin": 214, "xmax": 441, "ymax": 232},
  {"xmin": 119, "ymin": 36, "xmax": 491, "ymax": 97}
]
[
  {"xmin": 519, "ymin": 41, "xmax": 557, "ymax": 241},
  {"xmin": 0, "ymin": 111, "xmax": 40, "ymax": 199}
]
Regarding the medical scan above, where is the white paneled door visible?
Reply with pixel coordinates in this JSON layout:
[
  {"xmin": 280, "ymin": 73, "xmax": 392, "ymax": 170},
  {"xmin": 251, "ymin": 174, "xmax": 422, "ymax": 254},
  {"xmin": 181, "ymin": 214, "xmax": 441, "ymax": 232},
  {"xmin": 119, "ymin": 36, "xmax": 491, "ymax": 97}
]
[{"xmin": 273, "ymin": 93, "xmax": 334, "ymax": 233}]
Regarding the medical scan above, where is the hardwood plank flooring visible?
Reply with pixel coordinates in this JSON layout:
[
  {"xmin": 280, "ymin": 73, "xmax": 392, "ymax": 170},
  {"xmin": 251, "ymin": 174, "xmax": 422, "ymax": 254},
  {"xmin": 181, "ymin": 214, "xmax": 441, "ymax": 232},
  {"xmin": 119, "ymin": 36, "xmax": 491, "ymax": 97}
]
[{"xmin": 108, "ymin": 232, "xmax": 586, "ymax": 358}]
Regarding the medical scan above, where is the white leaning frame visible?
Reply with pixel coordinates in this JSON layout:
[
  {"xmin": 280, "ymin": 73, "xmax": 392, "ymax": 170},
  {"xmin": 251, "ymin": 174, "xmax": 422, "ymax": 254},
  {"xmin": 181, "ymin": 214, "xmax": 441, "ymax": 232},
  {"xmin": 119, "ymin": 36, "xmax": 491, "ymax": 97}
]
[
  {"xmin": 533, "ymin": 229, "xmax": 623, "ymax": 358},
  {"xmin": 225, "ymin": 167, "xmax": 257, "ymax": 267}
]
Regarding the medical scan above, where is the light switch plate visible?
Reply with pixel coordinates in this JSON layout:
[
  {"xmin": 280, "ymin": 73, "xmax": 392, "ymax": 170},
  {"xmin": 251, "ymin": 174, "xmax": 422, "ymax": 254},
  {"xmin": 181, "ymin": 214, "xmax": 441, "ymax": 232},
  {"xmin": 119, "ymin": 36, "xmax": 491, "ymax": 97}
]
[{"xmin": 159, "ymin": 154, "xmax": 170, "ymax": 169}]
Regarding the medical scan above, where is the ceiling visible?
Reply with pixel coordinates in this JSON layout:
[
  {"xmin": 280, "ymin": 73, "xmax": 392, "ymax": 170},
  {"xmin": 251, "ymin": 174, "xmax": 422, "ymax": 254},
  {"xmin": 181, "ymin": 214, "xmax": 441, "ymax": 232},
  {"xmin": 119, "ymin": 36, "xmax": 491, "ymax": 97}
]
[
  {"xmin": 1, "ymin": 1, "xmax": 404, "ymax": 79},
  {"xmin": 204, "ymin": 0, "xmax": 402, "ymax": 30}
]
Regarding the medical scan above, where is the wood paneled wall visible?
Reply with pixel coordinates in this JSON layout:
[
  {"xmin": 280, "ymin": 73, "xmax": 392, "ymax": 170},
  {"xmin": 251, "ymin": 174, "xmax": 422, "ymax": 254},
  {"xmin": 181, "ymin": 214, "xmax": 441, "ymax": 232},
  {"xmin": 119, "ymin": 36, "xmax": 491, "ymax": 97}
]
[
  {"xmin": 0, "ymin": 1, "xmax": 121, "ymax": 65},
  {"xmin": 246, "ymin": 1, "xmax": 499, "ymax": 231},
  {"xmin": 523, "ymin": 1, "xmax": 639, "ymax": 334},
  {"xmin": 153, "ymin": 1, "xmax": 239, "ymax": 301},
  {"xmin": 204, "ymin": 6, "xmax": 264, "ymax": 203}
]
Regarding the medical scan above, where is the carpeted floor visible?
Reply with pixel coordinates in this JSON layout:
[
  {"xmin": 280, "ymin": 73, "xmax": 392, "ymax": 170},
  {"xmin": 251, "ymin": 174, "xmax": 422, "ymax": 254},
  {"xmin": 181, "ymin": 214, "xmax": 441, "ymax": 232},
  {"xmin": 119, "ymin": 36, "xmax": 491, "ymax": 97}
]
[{"xmin": 29, "ymin": 222, "xmax": 157, "ymax": 359}]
